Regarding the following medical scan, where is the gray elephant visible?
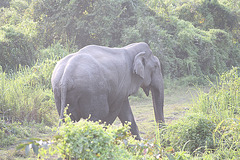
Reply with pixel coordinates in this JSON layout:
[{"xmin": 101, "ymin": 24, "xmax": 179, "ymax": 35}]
[{"xmin": 51, "ymin": 42, "xmax": 164, "ymax": 140}]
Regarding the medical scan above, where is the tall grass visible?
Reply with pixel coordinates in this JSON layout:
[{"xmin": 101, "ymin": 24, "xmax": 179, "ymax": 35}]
[
  {"xmin": 0, "ymin": 43, "xmax": 71, "ymax": 125},
  {"xmin": 0, "ymin": 61, "xmax": 57, "ymax": 125},
  {"xmin": 192, "ymin": 67, "xmax": 240, "ymax": 123},
  {"xmin": 0, "ymin": 43, "xmax": 73, "ymax": 126},
  {"xmin": 159, "ymin": 67, "xmax": 240, "ymax": 159},
  {"xmin": 0, "ymin": 44, "xmax": 71, "ymax": 147}
]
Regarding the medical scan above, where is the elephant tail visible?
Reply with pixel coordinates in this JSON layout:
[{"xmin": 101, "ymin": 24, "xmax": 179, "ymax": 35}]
[{"xmin": 59, "ymin": 82, "xmax": 68, "ymax": 126}]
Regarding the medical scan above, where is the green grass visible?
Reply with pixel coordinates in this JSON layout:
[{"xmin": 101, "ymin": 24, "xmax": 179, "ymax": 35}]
[
  {"xmin": 0, "ymin": 122, "xmax": 55, "ymax": 159},
  {"xmin": 159, "ymin": 67, "xmax": 240, "ymax": 159}
]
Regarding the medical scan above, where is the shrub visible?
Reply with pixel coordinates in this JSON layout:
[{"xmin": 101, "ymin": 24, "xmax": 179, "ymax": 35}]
[
  {"xmin": 0, "ymin": 59, "xmax": 58, "ymax": 125},
  {"xmin": 18, "ymin": 113, "xmax": 161, "ymax": 159},
  {"xmin": 38, "ymin": 114, "xmax": 136, "ymax": 159},
  {"xmin": 0, "ymin": 121, "xmax": 30, "ymax": 147},
  {"xmin": 198, "ymin": 118, "xmax": 240, "ymax": 159},
  {"xmin": 161, "ymin": 113, "xmax": 216, "ymax": 154},
  {"xmin": 192, "ymin": 67, "xmax": 240, "ymax": 123},
  {"xmin": 177, "ymin": 0, "xmax": 238, "ymax": 31},
  {"xmin": 36, "ymin": 43, "xmax": 74, "ymax": 62},
  {"xmin": 161, "ymin": 67, "xmax": 240, "ymax": 157},
  {"xmin": 0, "ymin": 26, "xmax": 35, "ymax": 72},
  {"xmin": 213, "ymin": 118, "xmax": 240, "ymax": 154},
  {"xmin": 58, "ymin": 121, "xmax": 133, "ymax": 159}
]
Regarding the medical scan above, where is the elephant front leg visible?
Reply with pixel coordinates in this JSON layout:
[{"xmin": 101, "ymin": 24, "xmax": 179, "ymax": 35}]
[{"xmin": 118, "ymin": 99, "xmax": 141, "ymax": 140}]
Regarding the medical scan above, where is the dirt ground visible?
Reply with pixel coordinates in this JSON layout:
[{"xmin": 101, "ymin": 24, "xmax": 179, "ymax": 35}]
[{"xmin": 115, "ymin": 86, "xmax": 201, "ymax": 139}]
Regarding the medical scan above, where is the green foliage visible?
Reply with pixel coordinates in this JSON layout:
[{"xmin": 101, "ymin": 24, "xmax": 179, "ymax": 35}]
[
  {"xmin": 57, "ymin": 119, "xmax": 133, "ymax": 159},
  {"xmin": 32, "ymin": 0, "xmax": 150, "ymax": 48},
  {"xmin": 0, "ymin": 51, "xmax": 60, "ymax": 125},
  {"xmin": 34, "ymin": 112, "xmax": 166, "ymax": 159},
  {"xmin": 192, "ymin": 67, "xmax": 240, "ymax": 123},
  {"xmin": 176, "ymin": 0, "xmax": 240, "ymax": 45},
  {"xmin": 0, "ymin": 121, "xmax": 29, "ymax": 147},
  {"xmin": 1, "ymin": 0, "xmax": 239, "ymax": 82},
  {"xmin": 178, "ymin": 0, "xmax": 238, "ymax": 30},
  {"xmin": 213, "ymin": 118, "xmax": 240, "ymax": 157},
  {"xmin": 0, "ymin": 0, "xmax": 39, "ymax": 72},
  {"xmin": 166, "ymin": 151, "xmax": 191, "ymax": 160},
  {"xmin": 144, "ymin": 0, "xmax": 240, "ymax": 83},
  {"xmin": 36, "ymin": 113, "xmax": 134, "ymax": 159},
  {"xmin": 0, "ymin": 26, "xmax": 35, "ymax": 72},
  {"xmin": 161, "ymin": 17, "xmax": 240, "ymax": 82},
  {"xmin": 160, "ymin": 67, "xmax": 240, "ymax": 158},
  {"xmin": 0, "ymin": 43, "xmax": 72, "ymax": 126},
  {"xmin": 16, "ymin": 138, "xmax": 51, "ymax": 156},
  {"xmin": 36, "ymin": 43, "xmax": 75, "ymax": 62},
  {"xmin": 162, "ymin": 113, "xmax": 216, "ymax": 154},
  {"xmin": 0, "ymin": 119, "xmax": 53, "ymax": 148}
]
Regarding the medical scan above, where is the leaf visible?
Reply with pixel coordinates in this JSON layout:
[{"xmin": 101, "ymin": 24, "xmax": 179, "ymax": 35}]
[
  {"xmin": 54, "ymin": 134, "xmax": 63, "ymax": 140},
  {"xmin": 19, "ymin": 139, "xmax": 34, "ymax": 143},
  {"xmin": 32, "ymin": 143, "xmax": 39, "ymax": 155},
  {"xmin": 29, "ymin": 137, "xmax": 41, "ymax": 141},
  {"xmin": 166, "ymin": 153, "xmax": 175, "ymax": 160},
  {"xmin": 165, "ymin": 146, "xmax": 174, "ymax": 152},
  {"xmin": 25, "ymin": 145, "xmax": 30, "ymax": 156},
  {"xmin": 16, "ymin": 143, "xmax": 27, "ymax": 150}
]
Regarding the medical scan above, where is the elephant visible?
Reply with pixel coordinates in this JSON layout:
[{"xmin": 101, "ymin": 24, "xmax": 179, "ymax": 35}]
[{"xmin": 51, "ymin": 42, "xmax": 164, "ymax": 140}]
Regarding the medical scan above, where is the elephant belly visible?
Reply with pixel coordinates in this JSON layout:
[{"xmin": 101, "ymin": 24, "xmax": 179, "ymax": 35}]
[{"xmin": 66, "ymin": 87, "xmax": 110, "ymax": 122}]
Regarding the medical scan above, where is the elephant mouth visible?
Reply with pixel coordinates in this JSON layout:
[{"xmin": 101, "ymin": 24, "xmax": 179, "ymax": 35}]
[{"xmin": 142, "ymin": 86, "xmax": 150, "ymax": 96}]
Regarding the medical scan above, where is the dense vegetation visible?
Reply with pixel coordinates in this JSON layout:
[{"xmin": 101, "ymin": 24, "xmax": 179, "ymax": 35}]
[
  {"xmin": 161, "ymin": 67, "xmax": 240, "ymax": 159},
  {"xmin": 0, "ymin": 0, "xmax": 239, "ymax": 159},
  {"xmin": 1, "ymin": 0, "xmax": 239, "ymax": 80}
]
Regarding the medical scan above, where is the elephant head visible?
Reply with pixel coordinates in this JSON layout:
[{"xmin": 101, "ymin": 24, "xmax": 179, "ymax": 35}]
[{"xmin": 133, "ymin": 50, "xmax": 164, "ymax": 124}]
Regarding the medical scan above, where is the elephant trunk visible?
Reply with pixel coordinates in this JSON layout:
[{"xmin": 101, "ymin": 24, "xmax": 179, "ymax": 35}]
[{"xmin": 151, "ymin": 78, "xmax": 164, "ymax": 124}]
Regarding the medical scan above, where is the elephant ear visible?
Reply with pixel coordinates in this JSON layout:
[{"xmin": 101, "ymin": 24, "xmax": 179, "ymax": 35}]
[{"xmin": 133, "ymin": 52, "xmax": 146, "ymax": 79}]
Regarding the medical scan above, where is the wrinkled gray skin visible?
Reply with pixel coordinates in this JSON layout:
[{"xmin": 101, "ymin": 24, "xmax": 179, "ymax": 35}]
[{"xmin": 51, "ymin": 42, "xmax": 164, "ymax": 140}]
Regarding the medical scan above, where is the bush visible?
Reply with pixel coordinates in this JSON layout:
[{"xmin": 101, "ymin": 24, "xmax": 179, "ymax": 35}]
[
  {"xmin": 18, "ymin": 113, "xmax": 161, "ymax": 159},
  {"xmin": 192, "ymin": 67, "xmax": 240, "ymax": 123},
  {"xmin": 177, "ymin": 0, "xmax": 238, "ymax": 31},
  {"xmin": 59, "ymin": 120, "xmax": 133, "ymax": 159},
  {"xmin": 38, "ymin": 114, "xmax": 136, "ymax": 159},
  {"xmin": 0, "ymin": 26, "xmax": 35, "ymax": 72},
  {"xmin": 164, "ymin": 18, "xmax": 238, "ymax": 80},
  {"xmin": 0, "ymin": 120, "xmax": 32, "ymax": 147},
  {"xmin": 0, "ymin": 59, "xmax": 58, "ymax": 125},
  {"xmin": 36, "ymin": 43, "xmax": 74, "ymax": 62},
  {"xmin": 160, "ymin": 67, "xmax": 240, "ymax": 157},
  {"xmin": 162, "ymin": 113, "xmax": 216, "ymax": 154}
]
